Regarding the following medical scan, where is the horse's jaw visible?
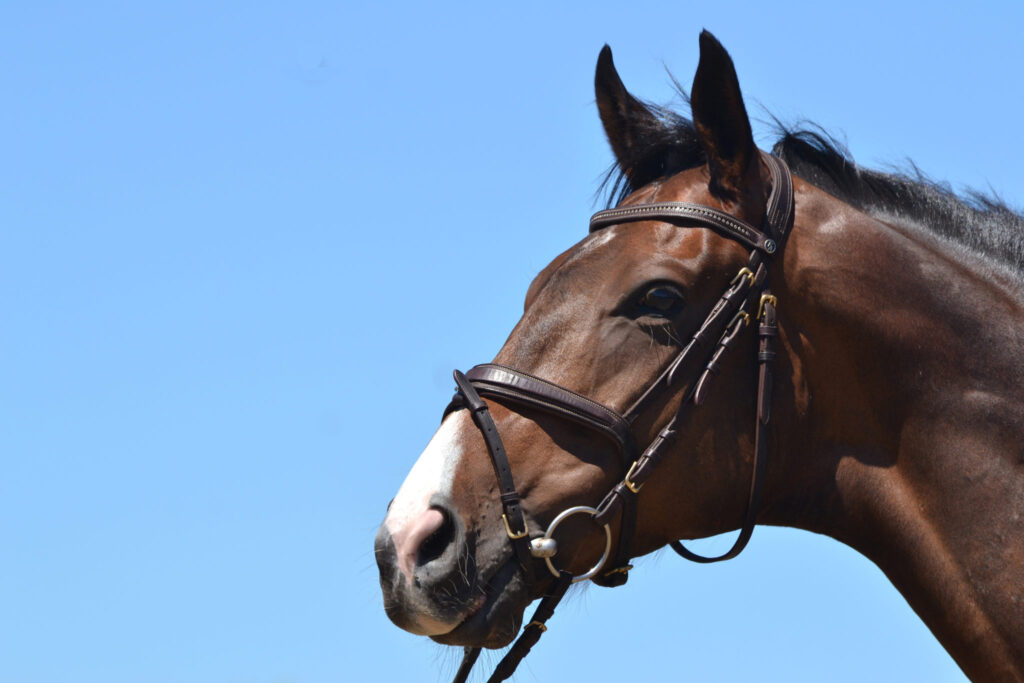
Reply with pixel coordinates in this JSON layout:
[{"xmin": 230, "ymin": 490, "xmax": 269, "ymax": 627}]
[{"xmin": 428, "ymin": 558, "xmax": 532, "ymax": 649}]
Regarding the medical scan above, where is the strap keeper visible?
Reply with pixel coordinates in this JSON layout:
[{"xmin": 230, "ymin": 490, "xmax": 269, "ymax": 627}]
[{"xmin": 593, "ymin": 488, "xmax": 623, "ymax": 525}]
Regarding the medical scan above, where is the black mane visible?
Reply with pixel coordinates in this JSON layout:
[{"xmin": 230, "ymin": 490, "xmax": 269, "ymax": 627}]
[{"xmin": 603, "ymin": 108, "xmax": 1024, "ymax": 274}]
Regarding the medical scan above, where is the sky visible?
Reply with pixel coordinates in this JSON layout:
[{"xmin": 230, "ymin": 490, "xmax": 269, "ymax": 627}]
[{"xmin": 2, "ymin": 2, "xmax": 1022, "ymax": 682}]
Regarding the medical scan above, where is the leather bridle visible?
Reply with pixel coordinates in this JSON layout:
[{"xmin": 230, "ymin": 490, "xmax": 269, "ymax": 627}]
[{"xmin": 446, "ymin": 153, "xmax": 794, "ymax": 683}]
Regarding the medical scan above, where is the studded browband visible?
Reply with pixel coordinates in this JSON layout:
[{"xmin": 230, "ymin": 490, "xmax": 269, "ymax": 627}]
[{"xmin": 447, "ymin": 152, "xmax": 793, "ymax": 683}]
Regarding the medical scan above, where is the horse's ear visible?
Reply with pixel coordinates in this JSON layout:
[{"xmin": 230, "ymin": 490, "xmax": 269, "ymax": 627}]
[
  {"xmin": 595, "ymin": 45, "xmax": 668, "ymax": 188},
  {"xmin": 690, "ymin": 30, "xmax": 760, "ymax": 203}
]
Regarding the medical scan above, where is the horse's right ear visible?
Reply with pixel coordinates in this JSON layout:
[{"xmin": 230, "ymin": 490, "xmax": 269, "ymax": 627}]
[
  {"xmin": 690, "ymin": 30, "xmax": 761, "ymax": 205},
  {"xmin": 595, "ymin": 45, "xmax": 668, "ymax": 189}
]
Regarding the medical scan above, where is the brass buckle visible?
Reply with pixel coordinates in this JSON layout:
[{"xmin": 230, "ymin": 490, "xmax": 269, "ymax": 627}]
[
  {"xmin": 502, "ymin": 513, "xmax": 529, "ymax": 540},
  {"xmin": 730, "ymin": 267, "xmax": 754, "ymax": 287},
  {"xmin": 729, "ymin": 311, "xmax": 750, "ymax": 329},
  {"xmin": 624, "ymin": 460, "xmax": 643, "ymax": 494},
  {"xmin": 758, "ymin": 294, "xmax": 778, "ymax": 320}
]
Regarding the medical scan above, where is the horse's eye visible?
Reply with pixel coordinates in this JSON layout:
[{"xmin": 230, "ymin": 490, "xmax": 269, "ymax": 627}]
[{"xmin": 638, "ymin": 285, "xmax": 685, "ymax": 315}]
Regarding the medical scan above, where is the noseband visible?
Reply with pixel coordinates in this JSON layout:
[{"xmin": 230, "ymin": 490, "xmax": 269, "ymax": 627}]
[{"xmin": 447, "ymin": 153, "xmax": 794, "ymax": 683}]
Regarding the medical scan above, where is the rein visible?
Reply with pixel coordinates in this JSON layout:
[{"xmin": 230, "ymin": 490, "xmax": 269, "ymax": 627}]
[{"xmin": 446, "ymin": 153, "xmax": 794, "ymax": 682}]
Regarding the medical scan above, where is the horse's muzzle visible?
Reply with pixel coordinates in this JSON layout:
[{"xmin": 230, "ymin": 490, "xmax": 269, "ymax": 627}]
[{"xmin": 375, "ymin": 501, "xmax": 475, "ymax": 636}]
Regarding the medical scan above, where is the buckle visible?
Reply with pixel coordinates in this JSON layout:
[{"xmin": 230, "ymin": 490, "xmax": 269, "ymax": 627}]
[
  {"xmin": 757, "ymin": 294, "xmax": 778, "ymax": 320},
  {"xmin": 502, "ymin": 514, "xmax": 529, "ymax": 540},
  {"xmin": 728, "ymin": 311, "xmax": 750, "ymax": 329},
  {"xmin": 624, "ymin": 460, "xmax": 644, "ymax": 494},
  {"xmin": 730, "ymin": 267, "xmax": 754, "ymax": 287}
]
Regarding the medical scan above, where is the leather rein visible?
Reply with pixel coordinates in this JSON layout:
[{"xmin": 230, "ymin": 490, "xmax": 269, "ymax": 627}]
[{"xmin": 446, "ymin": 153, "xmax": 794, "ymax": 683}]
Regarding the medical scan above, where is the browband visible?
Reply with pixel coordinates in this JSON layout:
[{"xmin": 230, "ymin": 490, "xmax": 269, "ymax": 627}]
[
  {"xmin": 589, "ymin": 151, "xmax": 794, "ymax": 255},
  {"xmin": 591, "ymin": 202, "xmax": 777, "ymax": 254}
]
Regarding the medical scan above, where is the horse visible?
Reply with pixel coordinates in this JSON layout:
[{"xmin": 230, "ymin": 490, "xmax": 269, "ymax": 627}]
[{"xmin": 374, "ymin": 30, "xmax": 1024, "ymax": 681}]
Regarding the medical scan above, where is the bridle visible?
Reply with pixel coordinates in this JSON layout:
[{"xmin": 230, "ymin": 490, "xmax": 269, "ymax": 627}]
[
  {"xmin": 446, "ymin": 153, "xmax": 793, "ymax": 681},
  {"xmin": 445, "ymin": 152, "xmax": 794, "ymax": 683}
]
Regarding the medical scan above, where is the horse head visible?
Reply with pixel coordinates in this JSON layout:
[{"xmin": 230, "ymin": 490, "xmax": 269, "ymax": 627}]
[{"xmin": 376, "ymin": 29, "xmax": 786, "ymax": 648}]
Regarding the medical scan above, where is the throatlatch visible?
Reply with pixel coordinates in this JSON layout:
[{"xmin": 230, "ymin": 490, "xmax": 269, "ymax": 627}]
[{"xmin": 447, "ymin": 152, "xmax": 794, "ymax": 683}]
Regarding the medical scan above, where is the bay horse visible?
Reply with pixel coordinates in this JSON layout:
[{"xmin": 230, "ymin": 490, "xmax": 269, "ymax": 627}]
[{"xmin": 375, "ymin": 31, "xmax": 1024, "ymax": 681}]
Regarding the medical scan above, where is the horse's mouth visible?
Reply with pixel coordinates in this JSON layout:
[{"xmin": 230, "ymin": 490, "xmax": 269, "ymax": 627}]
[{"xmin": 429, "ymin": 558, "xmax": 533, "ymax": 648}]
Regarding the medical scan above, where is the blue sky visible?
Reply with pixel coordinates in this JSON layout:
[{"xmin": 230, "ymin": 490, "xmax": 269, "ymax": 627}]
[{"xmin": 3, "ymin": 2, "xmax": 1022, "ymax": 681}]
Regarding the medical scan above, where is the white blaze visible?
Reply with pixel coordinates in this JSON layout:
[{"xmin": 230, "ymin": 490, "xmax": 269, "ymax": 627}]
[{"xmin": 385, "ymin": 411, "xmax": 468, "ymax": 571}]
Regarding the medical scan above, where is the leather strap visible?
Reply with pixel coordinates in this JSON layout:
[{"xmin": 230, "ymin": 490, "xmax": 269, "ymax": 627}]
[
  {"xmin": 452, "ymin": 647, "xmax": 481, "ymax": 683},
  {"xmin": 590, "ymin": 202, "xmax": 777, "ymax": 254},
  {"xmin": 763, "ymin": 152, "xmax": 795, "ymax": 245},
  {"xmin": 453, "ymin": 570, "xmax": 574, "ymax": 683},
  {"xmin": 450, "ymin": 364, "xmax": 638, "ymax": 466},
  {"xmin": 590, "ymin": 152, "xmax": 792, "ymax": 257},
  {"xmin": 483, "ymin": 570, "xmax": 573, "ymax": 683},
  {"xmin": 670, "ymin": 295, "xmax": 775, "ymax": 563},
  {"xmin": 452, "ymin": 370, "xmax": 535, "ymax": 577}
]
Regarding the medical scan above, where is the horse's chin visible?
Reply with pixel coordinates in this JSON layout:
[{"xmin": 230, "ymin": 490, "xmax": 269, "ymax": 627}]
[{"xmin": 429, "ymin": 559, "xmax": 532, "ymax": 649}]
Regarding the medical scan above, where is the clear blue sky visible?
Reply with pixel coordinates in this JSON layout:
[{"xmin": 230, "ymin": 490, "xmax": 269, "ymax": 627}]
[{"xmin": 3, "ymin": 3, "xmax": 1022, "ymax": 682}]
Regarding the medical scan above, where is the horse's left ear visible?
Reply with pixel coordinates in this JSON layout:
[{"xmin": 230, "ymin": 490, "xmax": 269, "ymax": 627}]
[
  {"xmin": 595, "ymin": 45, "xmax": 670, "ymax": 190},
  {"xmin": 691, "ymin": 30, "xmax": 763, "ymax": 205}
]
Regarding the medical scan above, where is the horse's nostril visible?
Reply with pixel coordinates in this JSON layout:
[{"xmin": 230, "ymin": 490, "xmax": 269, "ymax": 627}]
[
  {"xmin": 417, "ymin": 507, "xmax": 454, "ymax": 567},
  {"xmin": 389, "ymin": 504, "xmax": 463, "ymax": 582}
]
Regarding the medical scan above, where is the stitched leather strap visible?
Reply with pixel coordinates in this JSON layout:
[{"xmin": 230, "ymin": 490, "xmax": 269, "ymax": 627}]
[
  {"xmin": 590, "ymin": 201, "xmax": 777, "ymax": 254},
  {"xmin": 589, "ymin": 153, "xmax": 792, "ymax": 256},
  {"xmin": 764, "ymin": 153, "xmax": 795, "ymax": 245},
  {"xmin": 451, "ymin": 364, "xmax": 638, "ymax": 467}
]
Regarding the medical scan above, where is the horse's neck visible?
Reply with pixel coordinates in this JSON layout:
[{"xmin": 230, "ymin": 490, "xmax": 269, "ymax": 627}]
[{"xmin": 772, "ymin": 187, "xmax": 1024, "ymax": 679}]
